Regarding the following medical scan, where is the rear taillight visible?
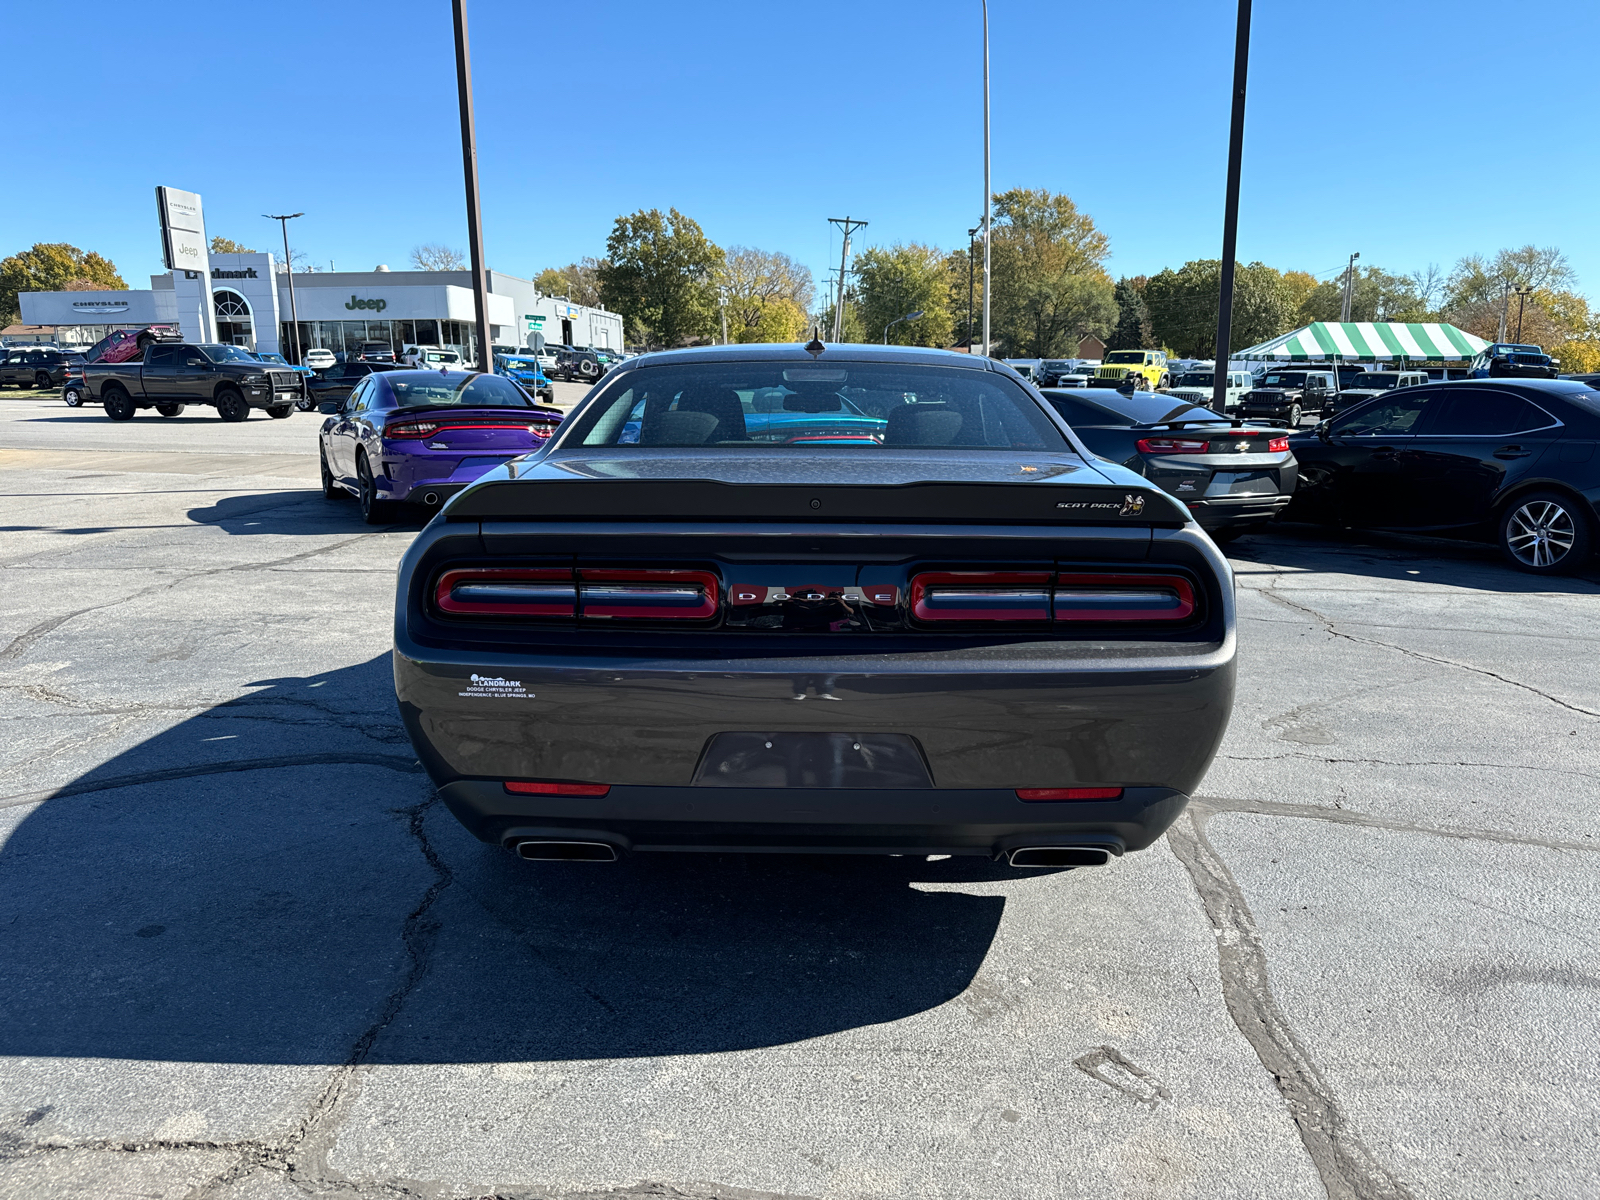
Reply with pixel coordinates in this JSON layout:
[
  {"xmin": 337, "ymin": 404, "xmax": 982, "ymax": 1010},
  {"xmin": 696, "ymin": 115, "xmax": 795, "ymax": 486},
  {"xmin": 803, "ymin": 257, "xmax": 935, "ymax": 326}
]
[
  {"xmin": 578, "ymin": 569, "xmax": 719, "ymax": 620},
  {"xmin": 1136, "ymin": 437, "xmax": 1211, "ymax": 454},
  {"xmin": 1053, "ymin": 574, "xmax": 1195, "ymax": 622},
  {"xmin": 435, "ymin": 568, "xmax": 575, "ymax": 617},
  {"xmin": 1267, "ymin": 436, "xmax": 1289, "ymax": 452},
  {"xmin": 1016, "ymin": 787, "xmax": 1124, "ymax": 801},
  {"xmin": 505, "ymin": 780, "xmax": 610, "ymax": 796},
  {"xmin": 910, "ymin": 572, "xmax": 1196, "ymax": 624},
  {"xmin": 385, "ymin": 420, "xmax": 441, "ymax": 439}
]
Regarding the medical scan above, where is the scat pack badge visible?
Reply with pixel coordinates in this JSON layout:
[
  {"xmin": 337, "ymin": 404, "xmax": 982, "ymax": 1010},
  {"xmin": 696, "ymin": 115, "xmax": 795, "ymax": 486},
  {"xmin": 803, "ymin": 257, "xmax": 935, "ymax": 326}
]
[
  {"xmin": 1055, "ymin": 493, "xmax": 1148, "ymax": 516},
  {"xmin": 1120, "ymin": 493, "xmax": 1146, "ymax": 516},
  {"xmin": 458, "ymin": 673, "xmax": 533, "ymax": 700}
]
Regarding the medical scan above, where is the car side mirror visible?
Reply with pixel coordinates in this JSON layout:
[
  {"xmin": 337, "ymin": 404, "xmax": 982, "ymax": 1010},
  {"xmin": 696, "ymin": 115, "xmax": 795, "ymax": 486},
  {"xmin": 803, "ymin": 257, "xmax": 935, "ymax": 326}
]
[
  {"xmin": 186, "ymin": 358, "xmax": 205, "ymax": 368},
  {"xmin": 318, "ymin": 400, "xmax": 343, "ymax": 415}
]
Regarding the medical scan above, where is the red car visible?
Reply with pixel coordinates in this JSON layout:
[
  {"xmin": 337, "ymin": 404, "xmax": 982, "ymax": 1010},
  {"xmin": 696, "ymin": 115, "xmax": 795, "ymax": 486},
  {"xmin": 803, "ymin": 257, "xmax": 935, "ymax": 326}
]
[{"xmin": 84, "ymin": 326, "xmax": 181, "ymax": 365}]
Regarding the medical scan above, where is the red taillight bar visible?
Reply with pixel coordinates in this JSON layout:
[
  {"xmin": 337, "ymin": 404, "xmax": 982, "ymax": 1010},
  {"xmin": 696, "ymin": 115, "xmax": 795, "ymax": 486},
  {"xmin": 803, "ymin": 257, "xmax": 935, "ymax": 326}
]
[
  {"xmin": 435, "ymin": 568, "xmax": 575, "ymax": 617},
  {"xmin": 1052, "ymin": 573, "xmax": 1195, "ymax": 622},
  {"xmin": 1016, "ymin": 787, "xmax": 1124, "ymax": 801},
  {"xmin": 1267, "ymin": 436, "xmax": 1290, "ymax": 452},
  {"xmin": 387, "ymin": 421, "xmax": 556, "ymax": 439},
  {"xmin": 1136, "ymin": 436, "xmax": 1211, "ymax": 454},
  {"xmin": 505, "ymin": 780, "xmax": 610, "ymax": 796}
]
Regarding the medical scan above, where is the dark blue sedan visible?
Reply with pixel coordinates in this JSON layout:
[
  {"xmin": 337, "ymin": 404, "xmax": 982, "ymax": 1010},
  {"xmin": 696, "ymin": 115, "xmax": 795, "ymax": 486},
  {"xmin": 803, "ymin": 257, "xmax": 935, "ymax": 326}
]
[{"xmin": 318, "ymin": 369, "xmax": 562, "ymax": 523}]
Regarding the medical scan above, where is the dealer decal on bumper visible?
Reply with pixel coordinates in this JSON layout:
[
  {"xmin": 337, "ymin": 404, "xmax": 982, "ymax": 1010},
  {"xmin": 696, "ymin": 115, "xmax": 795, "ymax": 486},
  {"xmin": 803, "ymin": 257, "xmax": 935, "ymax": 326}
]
[{"xmin": 458, "ymin": 673, "xmax": 533, "ymax": 700}]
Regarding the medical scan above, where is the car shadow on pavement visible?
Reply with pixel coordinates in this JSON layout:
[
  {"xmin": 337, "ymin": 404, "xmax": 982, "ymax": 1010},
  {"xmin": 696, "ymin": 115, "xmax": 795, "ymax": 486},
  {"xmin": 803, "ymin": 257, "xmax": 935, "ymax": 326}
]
[
  {"xmin": 1225, "ymin": 522, "xmax": 1600, "ymax": 592},
  {"xmin": 0, "ymin": 654, "xmax": 1011, "ymax": 1066},
  {"xmin": 187, "ymin": 491, "xmax": 430, "ymax": 532}
]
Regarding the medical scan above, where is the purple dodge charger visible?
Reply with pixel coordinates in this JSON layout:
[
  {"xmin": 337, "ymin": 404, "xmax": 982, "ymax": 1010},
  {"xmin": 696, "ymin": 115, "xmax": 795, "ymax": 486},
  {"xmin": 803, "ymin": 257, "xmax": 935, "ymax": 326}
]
[{"xmin": 318, "ymin": 369, "xmax": 563, "ymax": 523}]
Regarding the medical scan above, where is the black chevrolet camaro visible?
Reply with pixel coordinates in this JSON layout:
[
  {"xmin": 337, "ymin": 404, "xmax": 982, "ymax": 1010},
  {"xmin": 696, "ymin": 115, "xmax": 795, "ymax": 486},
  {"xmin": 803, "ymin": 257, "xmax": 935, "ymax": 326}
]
[
  {"xmin": 393, "ymin": 344, "xmax": 1237, "ymax": 868},
  {"xmin": 1286, "ymin": 379, "xmax": 1600, "ymax": 573}
]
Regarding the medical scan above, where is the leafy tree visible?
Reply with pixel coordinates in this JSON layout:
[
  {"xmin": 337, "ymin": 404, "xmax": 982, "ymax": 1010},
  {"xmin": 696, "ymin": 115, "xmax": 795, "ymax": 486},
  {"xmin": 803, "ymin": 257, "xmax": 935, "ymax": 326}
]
[
  {"xmin": 1445, "ymin": 245, "xmax": 1575, "ymax": 312},
  {"xmin": 853, "ymin": 243, "xmax": 955, "ymax": 347},
  {"xmin": 209, "ymin": 236, "xmax": 257, "ymax": 254},
  {"xmin": 0, "ymin": 243, "xmax": 125, "ymax": 324},
  {"xmin": 1297, "ymin": 266, "xmax": 1426, "ymax": 324},
  {"xmin": 1280, "ymin": 270, "xmax": 1318, "ymax": 314},
  {"xmin": 816, "ymin": 295, "xmax": 866, "ymax": 343},
  {"xmin": 597, "ymin": 208, "xmax": 724, "ymax": 349},
  {"xmin": 535, "ymin": 258, "xmax": 603, "ymax": 306},
  {"xmin": 942, "ymin": 247, "xmax": 983, "ymax": 346},
  {"xmin": 734, "ymin": 297, "xmax": 807, "ymax": 343},
  {"xmin": 410, "ymin": 243, "xmax": 466, "ymax": 271},
  {"xmin": 988, "ymin": 188, "xmax": 1114, "ymax": 357},
  {"xmin": 1107, "ymin": 276, "xmax": 1153, "ymax": 351},
  {"xmin": 1145, "ymin": 260, "xmax": 1296, "ymax": 358},
  {"xmin": 717, "ymin": 247, "xmax": 814, "ymax": 340}
]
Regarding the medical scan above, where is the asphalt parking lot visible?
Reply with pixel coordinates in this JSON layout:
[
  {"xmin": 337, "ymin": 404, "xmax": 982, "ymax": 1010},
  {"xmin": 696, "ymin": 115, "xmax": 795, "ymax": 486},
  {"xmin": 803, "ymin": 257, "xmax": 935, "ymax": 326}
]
[{"xmin": 1, "ymin": 388, "xmax": 1598, "ymax": 1200}]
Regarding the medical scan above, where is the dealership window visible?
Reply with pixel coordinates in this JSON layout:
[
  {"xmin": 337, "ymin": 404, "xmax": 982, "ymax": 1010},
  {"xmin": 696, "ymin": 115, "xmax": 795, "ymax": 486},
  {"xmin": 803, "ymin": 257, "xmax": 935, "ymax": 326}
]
[{"xmin": 214, "ymin": 289, "xmax": 254, "ymax": 348}]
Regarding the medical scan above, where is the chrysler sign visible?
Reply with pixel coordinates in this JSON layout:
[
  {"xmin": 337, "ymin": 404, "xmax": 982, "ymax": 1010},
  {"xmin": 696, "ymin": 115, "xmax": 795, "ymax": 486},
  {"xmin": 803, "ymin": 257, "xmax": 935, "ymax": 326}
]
[{"xmin": 71, "ymin": 299, "xmax": 131, "ymax": 314}]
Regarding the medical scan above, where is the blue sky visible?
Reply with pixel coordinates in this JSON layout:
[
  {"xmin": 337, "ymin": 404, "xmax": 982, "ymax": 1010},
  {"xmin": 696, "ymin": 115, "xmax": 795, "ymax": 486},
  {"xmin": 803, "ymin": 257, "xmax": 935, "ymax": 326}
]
[{"xmin": 4, "ymin": 0, "xmax": 1595, "ymax": 303}]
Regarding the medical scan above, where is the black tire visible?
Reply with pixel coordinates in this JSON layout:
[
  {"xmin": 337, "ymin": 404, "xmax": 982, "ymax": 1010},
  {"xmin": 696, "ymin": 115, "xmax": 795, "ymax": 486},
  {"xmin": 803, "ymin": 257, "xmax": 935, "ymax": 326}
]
[
  {"xmin": 357, "ymin": 453, "xmax": 395, "ymax": 525},
  {"xmin": 319, "ymin": 443, "xmax": 343, "ymax": 500},
  {"xmin": 34, "ymin": 371, "xmax": 51, "ymax": 390},
  {"xmin": 216, "ymin": 389, "xmax": 250, "ymax": 422},
  {"xmin": 1288, "ymin": 404, "xmax": 1302, "ymax": 427},
  {"xmin": 136, "ymin": 331, "xmax": 156, "ymax": 353},
  {"xmin": 63, "ymin": 389, "xmax": 82, "ymax": 407},
  {"xmin": 155, "ymin": 402, "xmax": 185, "ymax": 417},
  {"xmin": 1158, "ymin": 374, "xmax": 1170, "ymax": 390},
  {"xmin": 1498, "ymin": 490, "xmax": 1593, "ymax": 574},
  {"xmin": 266, "ymin": 403, "xmax": 292, "ymax": 419},
  {"xmin": 103, "ymin": 389, "xmax": 136, "ymax": 421}
]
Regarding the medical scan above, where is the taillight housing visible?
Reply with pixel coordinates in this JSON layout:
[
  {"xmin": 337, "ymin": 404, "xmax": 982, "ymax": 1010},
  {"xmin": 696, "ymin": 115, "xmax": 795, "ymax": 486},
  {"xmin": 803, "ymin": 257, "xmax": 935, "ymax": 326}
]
[
  {"xmin": 435, "ymin": 568, "xmax": 575, "ymax": 617},
  {"xmin": 1136, "ymin": 437, "xmax": 1210, "ymax": 454},
  {"xmin": 578, "ymin": 569, "xmax": 719, "ymax": 620},
  {"xmin": 1267, "ymin": 436, "xmax": 1290, "ymax": 452},
  {"xmin": 909, "ymin": 571, "xmax": 1197, "ymax": 625},
  {"xmin": 433, "ymin": 567, "xmax": 719, "ymax": 622},
  {"xmin": 505, "ymin": 780, "xmax": 610, "ymax": 796},
  {"xmin": 385, "ymin": 420, "xmax": 441, "ymax": 439}
]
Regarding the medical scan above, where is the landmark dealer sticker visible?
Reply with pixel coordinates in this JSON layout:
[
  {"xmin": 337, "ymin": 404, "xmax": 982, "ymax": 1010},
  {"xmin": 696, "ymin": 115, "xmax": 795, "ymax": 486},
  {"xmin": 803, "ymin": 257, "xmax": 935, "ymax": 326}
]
[{"xmin": 459, "ymin": 673, "xmax": 532, "ymax": 699}]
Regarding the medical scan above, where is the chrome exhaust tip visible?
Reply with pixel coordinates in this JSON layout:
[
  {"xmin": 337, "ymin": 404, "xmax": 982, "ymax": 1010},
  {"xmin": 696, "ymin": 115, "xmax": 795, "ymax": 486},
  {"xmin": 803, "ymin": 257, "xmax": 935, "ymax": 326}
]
[
  {"xmin": 512, "ymin": 839, "xmax": 618, "ymax": 863},
  {"xmin": 1006, "ymin": 845, "xmax": 1114, "ymax": 869},
  {"xmin": 421, "ymin": 491, "xmax": 440, "ymax": 506}
]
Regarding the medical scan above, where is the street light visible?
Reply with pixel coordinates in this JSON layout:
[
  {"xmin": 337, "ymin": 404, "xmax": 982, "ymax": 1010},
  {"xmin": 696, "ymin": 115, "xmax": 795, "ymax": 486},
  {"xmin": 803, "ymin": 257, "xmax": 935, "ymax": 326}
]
[
  {"xmin": 884, "ymin": 310, "xmax": 924, "ymax": 345},
  {"xmin": 1513, "ymin": 285, "xmax": 1534, "ymax": 343},
  {"xmin": 967, "ymin": 225, "xmax": 980, "ymax": 350},
  {"xmin": 263, "ymin": 212, "xmax": 303, "ymax": 363},
  {"xmin": 1209, "ymin": 0, "xmax": 1252, "ymax": 415},
  {"xmin": 981, "ymin": 0, "xmax": 991, "ymax": 357}
]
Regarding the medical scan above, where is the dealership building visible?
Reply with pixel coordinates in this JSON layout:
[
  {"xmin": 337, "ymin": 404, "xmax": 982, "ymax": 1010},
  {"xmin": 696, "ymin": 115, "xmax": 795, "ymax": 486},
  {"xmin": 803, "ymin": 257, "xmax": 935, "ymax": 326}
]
[{"xmin": 19, "ymin": 253, "xmax": 624, "ymax": 362}]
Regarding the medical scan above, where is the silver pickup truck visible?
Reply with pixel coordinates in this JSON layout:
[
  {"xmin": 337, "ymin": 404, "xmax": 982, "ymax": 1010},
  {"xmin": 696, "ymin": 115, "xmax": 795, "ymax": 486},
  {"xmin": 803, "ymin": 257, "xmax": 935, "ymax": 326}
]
[{"xmin": 83, "ymin": 341, "xmax": 305, "ymax": 422}]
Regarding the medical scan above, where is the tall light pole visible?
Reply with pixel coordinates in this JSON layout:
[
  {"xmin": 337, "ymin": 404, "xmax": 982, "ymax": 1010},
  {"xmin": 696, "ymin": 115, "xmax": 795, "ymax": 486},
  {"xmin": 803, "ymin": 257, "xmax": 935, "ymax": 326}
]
[
  {"xmin": 981, "ymin": 0, "xmax": 992, "ymax": 358},
  {"xmin": 452, "ymin": 0, "xmax": 492, "ymax": 372},
  {"xmin": 1339, "ymin": 251, "xmax": 1360, "ymax": 322},
  {"xmin": 1210, "ymin": 0, "xmax": 1252, "ymax": 415},
  {"xmin": 719, "ymin": 287, "xmax": 729, "ymax": 345},
  {"xmin": 828, "ymin": 216, "xmax": 867, "ymax": 342},
  {"xmin": 1497, "ymin": 280, "xmax": 1512, "ymax": 342},
  {"xmin": 884, "ymin": 310, "xmax": 925, "ymax": 345},
  {"xmin": 1513, "ymin": 285, "xmax": 1533, "ymax": 343},
  {"xmin": 264, "ymin": 212, "xmax": 303, "ymax": 363}
]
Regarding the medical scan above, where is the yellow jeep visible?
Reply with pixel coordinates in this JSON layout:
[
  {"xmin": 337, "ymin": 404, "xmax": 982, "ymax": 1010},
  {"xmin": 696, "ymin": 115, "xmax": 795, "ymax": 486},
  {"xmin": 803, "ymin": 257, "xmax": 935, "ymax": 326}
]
[{"xmin": 1090, "ymin": 350, "xmax": 1169, "ymax": 390}]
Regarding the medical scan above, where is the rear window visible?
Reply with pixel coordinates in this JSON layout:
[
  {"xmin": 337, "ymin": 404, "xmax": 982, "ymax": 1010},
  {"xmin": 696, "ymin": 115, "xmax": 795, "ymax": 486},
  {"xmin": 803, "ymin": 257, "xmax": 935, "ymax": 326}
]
[
  {"xmin": 566, "ymin": 362, "xmax": 1066, "ymax": 450},
  {"xmin": 387, "ymin": 372, "xmax": 534, "ymax": 408},
  {"xmin": 1078, "ymin": 390, "xmax": 1217, "ymax": 425}
]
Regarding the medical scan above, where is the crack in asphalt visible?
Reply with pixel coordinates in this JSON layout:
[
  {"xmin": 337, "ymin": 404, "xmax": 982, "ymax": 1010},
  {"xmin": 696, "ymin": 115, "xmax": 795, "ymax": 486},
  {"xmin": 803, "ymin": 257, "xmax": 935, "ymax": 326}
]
[
  {"xmin": 1167, "ymin": 809, "xmax": 1417, "ymax": 1200},
  {"xmin": 1254, "ymin": 583, "xmax": 1600, "ymax": 719}
]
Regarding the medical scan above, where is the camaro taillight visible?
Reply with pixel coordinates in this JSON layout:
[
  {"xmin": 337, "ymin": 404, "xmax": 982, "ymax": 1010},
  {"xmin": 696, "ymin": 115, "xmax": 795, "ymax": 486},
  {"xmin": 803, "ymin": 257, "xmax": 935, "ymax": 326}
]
[
  {"xmin": 1267, "ymin": 436, "xmax": 1289, "ymax": 452},
  {"xmin": 385, "ymin": 420, "xmax": 441, "ymax": 439},
  {"xmin": 910, "ymin": 572, "xmax": 1196, "ymax": 624},
  {"xmin": 505, "ymin": 780, "xmax": 610, "ymax": 796},
  {"xmin": 435, "ymin": 568, "xmax": 576, "ymax": 617},
  {"xmin": 1016, "ymin": 787, "xmax": 1125, "ymax": 801},
  {"xmin": 910, "ymin": 572, "xmax": 1052, "ymax": 621},
  {"xmin": 1136, "ymin": 437, "xmax": 1211, "ymax": 454},
  {"xmin": 578, "ymin": 569, "xmax": 719, "ymax": 620}
]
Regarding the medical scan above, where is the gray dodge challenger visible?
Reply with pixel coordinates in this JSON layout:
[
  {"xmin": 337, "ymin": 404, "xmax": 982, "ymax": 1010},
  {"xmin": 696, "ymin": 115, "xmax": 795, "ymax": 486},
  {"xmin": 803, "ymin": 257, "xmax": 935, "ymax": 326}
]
[{"xmin": 393, "ymin": 343, "xmax": 1236, "ymax": 868}]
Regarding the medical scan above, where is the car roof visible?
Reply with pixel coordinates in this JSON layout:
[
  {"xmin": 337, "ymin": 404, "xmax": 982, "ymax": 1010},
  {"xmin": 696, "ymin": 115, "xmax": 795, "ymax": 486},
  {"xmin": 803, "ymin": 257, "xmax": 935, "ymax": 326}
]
[{"xmin": 615, "ymin": 342, "xmax": 993, "ymax": 371}]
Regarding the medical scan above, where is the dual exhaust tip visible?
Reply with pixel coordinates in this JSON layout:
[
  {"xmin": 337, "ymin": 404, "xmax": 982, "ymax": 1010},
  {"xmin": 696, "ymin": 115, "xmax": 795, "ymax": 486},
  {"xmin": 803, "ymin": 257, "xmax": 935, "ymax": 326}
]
[{"xmin": 508, "ymin": 840, "xmax": 1114, "ymax": 869}]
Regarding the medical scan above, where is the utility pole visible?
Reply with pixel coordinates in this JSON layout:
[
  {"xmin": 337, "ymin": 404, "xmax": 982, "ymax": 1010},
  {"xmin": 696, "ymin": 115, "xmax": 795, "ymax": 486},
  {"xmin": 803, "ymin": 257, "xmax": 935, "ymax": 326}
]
[
  {"xmin": 1210, "ymin": 0, "xmax": 1252, "ymax": 415},
  {"xmin": 264, "ymin": 212, "xmax": 303, "ymax": 363},
  {"xmin": 719, "ymin": 287, "xmax": 729, "ymax": 345},
  {"xmin": 827, "ymin": 217, "xmax": 867, "ymax": 342},
  {"xmin": 967, "ymin": 224, "xmax": 980, "ymax": 350},
  {"xmin": 1513, "ymin": 285, "xmax": 1532, "ymax": 343},
  {"xmin": 452, "ymin": 0, "xmax": 492, "ymax": 372},
  {"xmin": 1339, "ymin": 251, "xmax": 1360, "ymax": 323},
  {"xmin": 1497, "ymin": 281, "xmax": 1512, "ymax": 343},
  {"xmin": 981, "ymin": 0, "xmax": 992, "ymax": 358}
]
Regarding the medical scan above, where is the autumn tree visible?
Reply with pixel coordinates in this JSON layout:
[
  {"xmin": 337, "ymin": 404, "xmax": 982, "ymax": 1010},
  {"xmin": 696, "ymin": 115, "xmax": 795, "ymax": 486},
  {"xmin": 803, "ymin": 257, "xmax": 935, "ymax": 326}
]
[
  {"xmin": 410, "ymin": 244, "xmax": 466, "ymax": 271},
  {"xmin": 988, "ymin": 188, "xmax": 1115, "ymax": 357},
  {"xmin": 716, "ymin": 246, "xmax": 814, "ymax": 341},
  {"xmin": 1144, "ymin": 260, "xmax": 1297, "ymax": 357},
  {"xmin": 852, "ymin": 243, "xmax": 955, "ymax": 347},
  {"xmin": 1107, "ymin": 277, "xmax": 1152, "ymax": 351},
  {"xmin": 535, "ymin": 258, "xmax": 603, "ymax": 306},
  {"xmin": 209, "ymin": 236, "xmax": 257, "ymax": 254},
  {"xmin": 0, "ymin": 243, "xmax": 126, "ymax": 324},
  {"xmin": 1297, "ymin": 265, "xmax": 1427, "ymax": 324},
  {"xmin": 597, "ymin": 208, "xmax": 724, "ymax": 348}
]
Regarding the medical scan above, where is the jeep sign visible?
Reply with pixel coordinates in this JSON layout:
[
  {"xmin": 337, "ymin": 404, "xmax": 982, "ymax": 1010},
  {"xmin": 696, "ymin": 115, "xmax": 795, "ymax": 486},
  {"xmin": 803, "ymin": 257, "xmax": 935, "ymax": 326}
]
[{"xmin": 344, "ymin": 295, "xmax": 389, "ymax": 312}]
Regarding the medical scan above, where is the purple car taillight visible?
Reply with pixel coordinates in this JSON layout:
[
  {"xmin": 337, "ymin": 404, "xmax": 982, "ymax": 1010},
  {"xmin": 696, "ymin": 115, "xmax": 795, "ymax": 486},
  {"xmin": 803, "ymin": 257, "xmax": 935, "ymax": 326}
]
[{"xmin": 378, "ymin": 409, "xmax": 562, "ymax": 500}]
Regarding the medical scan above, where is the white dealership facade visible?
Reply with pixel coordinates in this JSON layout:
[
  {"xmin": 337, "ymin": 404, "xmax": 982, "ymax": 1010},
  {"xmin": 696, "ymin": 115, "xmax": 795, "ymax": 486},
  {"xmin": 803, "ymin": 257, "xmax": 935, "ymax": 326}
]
[{"xmin": 20, "ymin": 254, "xmax": 623, "ymax": 362}]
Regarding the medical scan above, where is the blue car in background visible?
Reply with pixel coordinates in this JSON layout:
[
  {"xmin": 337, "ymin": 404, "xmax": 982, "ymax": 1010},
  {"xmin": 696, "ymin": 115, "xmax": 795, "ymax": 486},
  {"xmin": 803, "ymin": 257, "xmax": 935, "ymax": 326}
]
[
  {"xmin": 253, "ymin": 351, "xmax": 318, "ymax": 408},
  {"xmin": 494, "ymin": 354, "xmax": 554, "ymax": 401}
]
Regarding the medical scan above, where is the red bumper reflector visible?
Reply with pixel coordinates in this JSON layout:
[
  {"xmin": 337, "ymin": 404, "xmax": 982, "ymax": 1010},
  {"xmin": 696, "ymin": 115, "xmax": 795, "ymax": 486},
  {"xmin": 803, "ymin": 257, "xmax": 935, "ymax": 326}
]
[
  {"xmin": 1016, "ymin": 787, "xmax": 1125, "ymax": 801},
  {"xmin": 505, "ymin": 781, "xmax": 611, "ymax": 796}
]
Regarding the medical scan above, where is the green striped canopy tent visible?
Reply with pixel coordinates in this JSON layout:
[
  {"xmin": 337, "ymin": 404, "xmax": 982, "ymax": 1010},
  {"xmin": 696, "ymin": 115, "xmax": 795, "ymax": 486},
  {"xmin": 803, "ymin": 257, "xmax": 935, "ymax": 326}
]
[{"xmin": 1235, "ymin": 322, "xmax": 1489, "ymax": 362}]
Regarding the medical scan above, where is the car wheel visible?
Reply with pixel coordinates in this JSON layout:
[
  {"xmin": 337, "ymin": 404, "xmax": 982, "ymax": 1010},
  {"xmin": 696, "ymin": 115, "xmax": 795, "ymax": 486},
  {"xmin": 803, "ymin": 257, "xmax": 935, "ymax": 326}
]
[
  {"xmin": 357, "ymin": 453, "xmax": 395, "ymax": 525},
  {"xmin": 63, "ymin": 388, "xmax": 82, "ymax": 407},
  {"xmin": 155, "ymin": 402, "xmax": 185, "ymax": 417},
  {"xmin": 579, "ymin": 359, "xmax": 599, "ymax": 379},
  {"xmin": 1498, "ymin": 492, "xmax": 1592, "ymax": 573},
  {"xmin": 103, "ymin": 389, "xmax": 136, "ymax": 421},
  {"xmin": 319, "ymin": 443, "xmax": 343, "ymax": 500},
  {"xmin": 1288, "ymin": 404, "xmax": 1302, "ymax": 427},
  {"xmin": 267, "ymin": 404, "xmax": 292, "ymax": 419},
  {"xmin": 34, "ymin": 372, "xmax": 51, "ymax": 390},
  {"xmin": 216, "ymin": 389, "xmax": 250, "ymax": 422},
  {"xmin": 1159, "ymin": 374, "xmax": 1170, "ymax": 390}
]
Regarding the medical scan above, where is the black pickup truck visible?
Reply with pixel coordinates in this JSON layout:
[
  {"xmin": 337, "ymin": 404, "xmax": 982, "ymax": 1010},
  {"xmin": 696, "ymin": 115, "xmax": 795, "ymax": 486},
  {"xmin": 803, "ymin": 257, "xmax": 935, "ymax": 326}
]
[{"xmin": 83, "ymin": 341, "xmax": 304, "ymax": 421}]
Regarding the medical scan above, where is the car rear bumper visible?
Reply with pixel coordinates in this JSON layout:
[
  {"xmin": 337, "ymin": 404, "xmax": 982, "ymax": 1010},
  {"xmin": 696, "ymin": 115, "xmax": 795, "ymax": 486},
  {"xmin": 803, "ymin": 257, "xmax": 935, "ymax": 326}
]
[
  {"xmin": 1182, "ymin": 493, "xmax": 1293, "ymax": 528},
  {"xmin": 437, "ymin": 779, "xmax": 1190, "ymax": 858}
]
